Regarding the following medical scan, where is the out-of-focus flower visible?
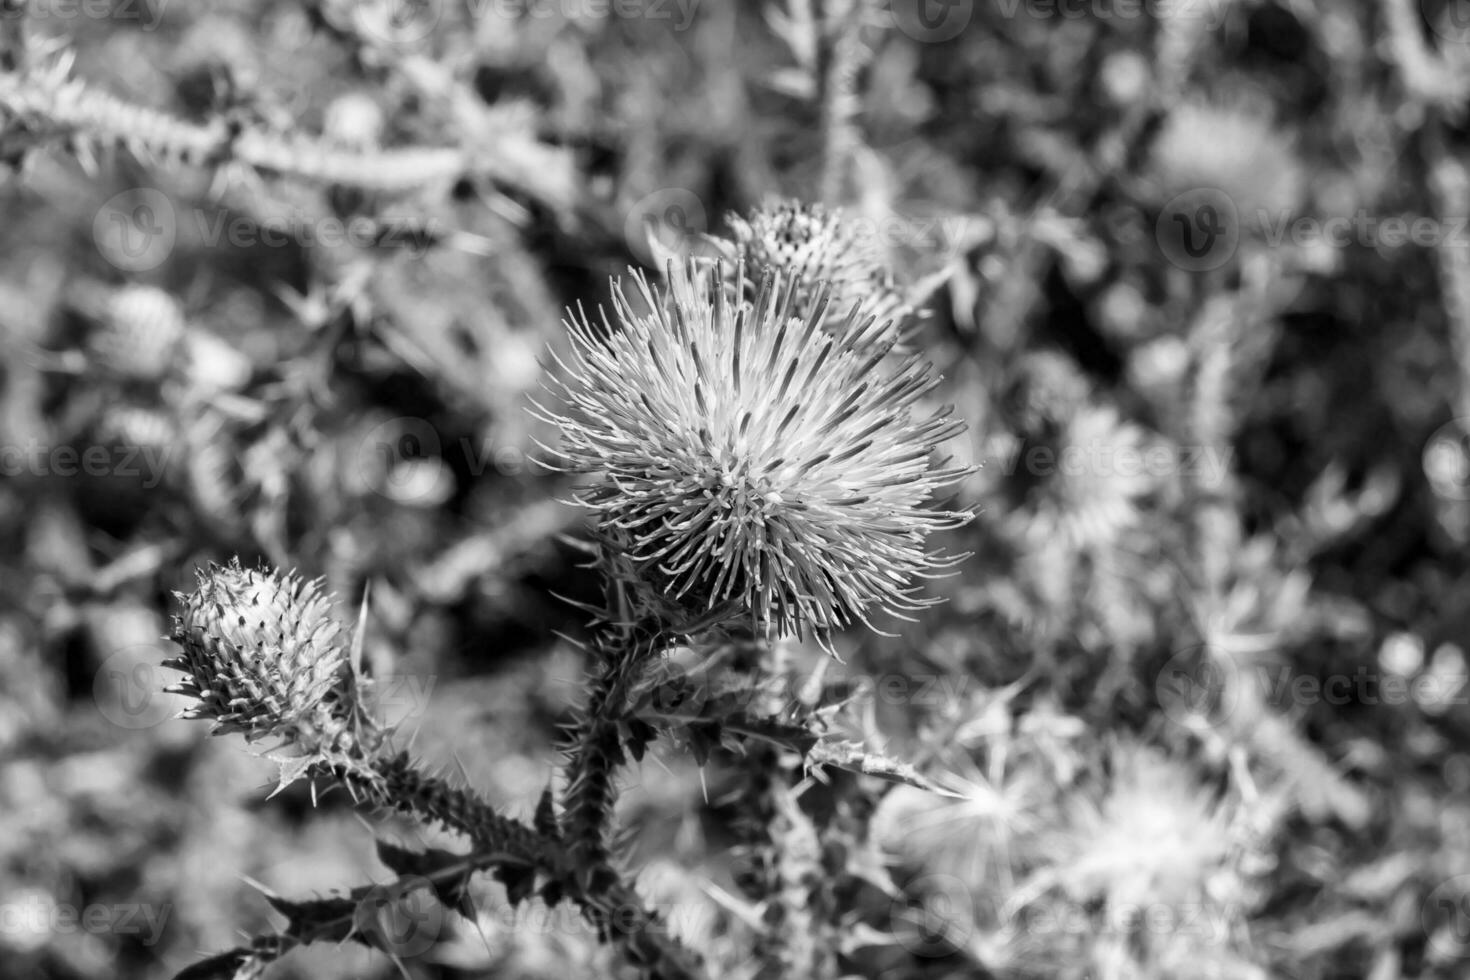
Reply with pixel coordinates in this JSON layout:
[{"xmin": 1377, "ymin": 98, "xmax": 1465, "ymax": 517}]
[
  {"xmin": 994, "ymin": 354, "xmax": 1156, "ymax": 552},
  {"xmin": 76, "ymin": 283, "xmax": 187, "ymax": 382},
  {"xmin": 726, "ymin": 200, "xmax": 912, "ymax": 342},
  {"xmin": 538, "ymin": 261, "xmax": 968, "ymax": 641},
  {"xmin": 1045, "ymin": 742, "xmax": 1236, "ymax": 911},
  {"xmin": 1149, "ymin": 99, "xmax": 1304, "ymax": 231},
  {"xmin": 1015, "ymin": 403, "xmax": 1157, "ymax": 551},
  {"xmin": 166, "ymin": 560, "xmax": 353, "ymax": 744},
  {"xmin": 323, "ymin": 92, "xmax": 386, "ymax": 151}
]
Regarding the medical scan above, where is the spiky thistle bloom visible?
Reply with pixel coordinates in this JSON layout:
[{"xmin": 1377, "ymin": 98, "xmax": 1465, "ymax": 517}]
[
  {"xmin": 538, "ymin": 260, "xmax": 968, "ymax": 642},
  {"xmin": 166, "ymin": 559, "xmax": 357, "ymax": 746},
  {"xmin": 727, "ymin": 200, "xmax": 912, "ymax": 341}
]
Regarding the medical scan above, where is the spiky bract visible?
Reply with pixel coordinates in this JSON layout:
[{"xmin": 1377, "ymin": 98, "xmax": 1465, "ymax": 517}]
[
  {"xmin": 166, "ymin": 559, "xmax": 352, "ymax": 743},
  {"xmin": 539, "ymin": 260, "xmax": 968, "ymax": 641}
]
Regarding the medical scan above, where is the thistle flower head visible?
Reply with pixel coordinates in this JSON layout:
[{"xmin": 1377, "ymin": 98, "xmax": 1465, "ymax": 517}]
[
  {"xmin": 727, "ymin": 200, "xmax": 912, "ymax": 342},
  {"xmin": 166, "ymin": 559, "xmax": 355, "ymax": 744},
  {"xmin": 78, "ymin": 283, "xmax": 186, "ymax": 381},
  {"xmin": 1149, "ymin": 98, "xmax": 1303, "ymax": 227},
  {"xmin": 1051, "ymin": 742, "xmax": 1235, "ymax": 911},
  {"xmin": 998, "ymin": 354, "xmax": 1155, "ymax": 551},
  {"xmin": 538, "ymin": 260, "xmax": 968, "ymax": 642}
]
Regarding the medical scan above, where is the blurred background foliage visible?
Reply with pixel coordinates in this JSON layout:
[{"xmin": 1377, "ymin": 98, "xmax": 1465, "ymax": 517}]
[{"xmin": 4, "ymin": 0, "xmax": 1470, "ymax": 977}]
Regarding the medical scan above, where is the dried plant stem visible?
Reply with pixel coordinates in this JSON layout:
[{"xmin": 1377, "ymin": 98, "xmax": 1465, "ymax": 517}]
[
  {"xmin": 1423, "ymin": 124, "xmax": 1470, "ymax": 421},
  {"xmin": 0, "ymin": 56, "xmax": 570, "ymax": 205},
  {"xmin": 815, "ymin": 0, "xmax": 871, "ymax": 205},
  {"xmin": 0, "ymin": 65, "xmax": 465, "ymax": 189}
]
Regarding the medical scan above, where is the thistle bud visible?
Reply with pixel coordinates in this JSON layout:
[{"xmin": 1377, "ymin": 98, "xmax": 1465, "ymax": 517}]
[
  {"xmin": 727, "ymin": 200, "xmax": 912, "ymax": 342},
  {"xmin": 538, "ymin": 260, "xmax": 968, "ymax": 642},
  {"xmin": 166, "ymin": 560, "xmax": 353, "ymax": 745}
]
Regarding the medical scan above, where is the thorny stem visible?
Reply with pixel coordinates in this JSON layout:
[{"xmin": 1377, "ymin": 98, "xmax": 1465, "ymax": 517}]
[{"xmin": 323, "ymin": 737, "xmax": 704, "ymax": 978}]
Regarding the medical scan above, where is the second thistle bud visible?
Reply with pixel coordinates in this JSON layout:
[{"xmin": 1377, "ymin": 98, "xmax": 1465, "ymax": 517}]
[
  {"xmin": 726, "ymin": 200, "xmax": 913, "ymax": 342},
  {"xmin": 166, "ymin": 560, "xmax": 355, "ymax": 747}
]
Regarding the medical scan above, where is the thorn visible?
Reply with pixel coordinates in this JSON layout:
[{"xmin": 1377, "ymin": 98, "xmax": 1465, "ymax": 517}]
[
  {"xmin": 237, "ymin": 874, "xmax": 279, "ymax": 899},
  {"xmin": 351, "ymin": 581, "xmax": 371, "ymax": 680}
]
